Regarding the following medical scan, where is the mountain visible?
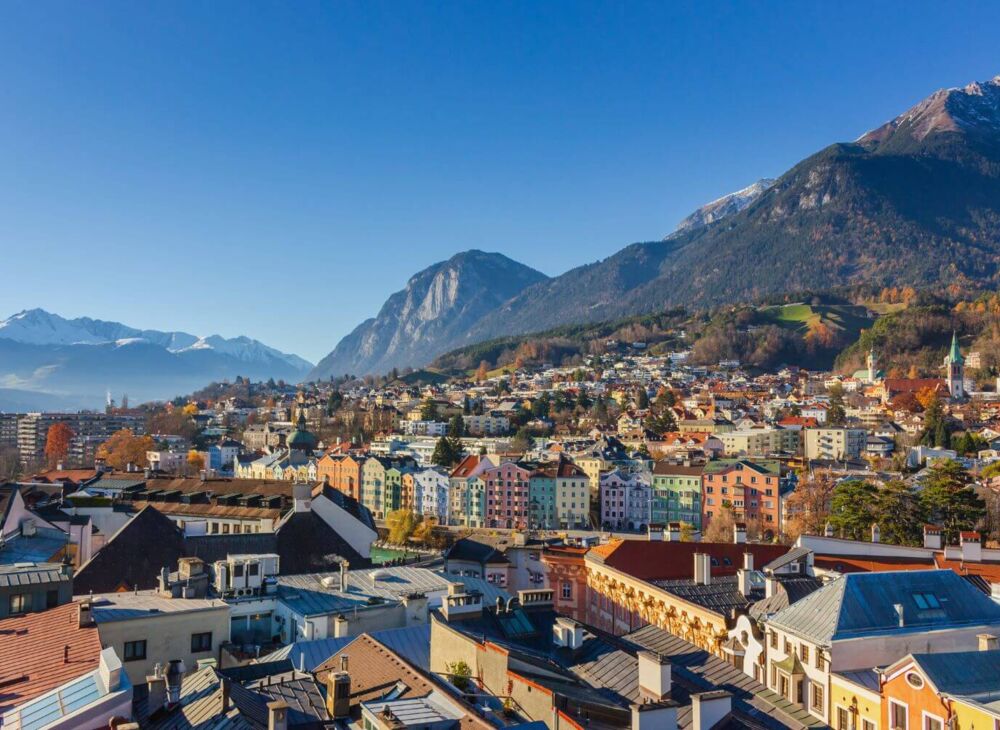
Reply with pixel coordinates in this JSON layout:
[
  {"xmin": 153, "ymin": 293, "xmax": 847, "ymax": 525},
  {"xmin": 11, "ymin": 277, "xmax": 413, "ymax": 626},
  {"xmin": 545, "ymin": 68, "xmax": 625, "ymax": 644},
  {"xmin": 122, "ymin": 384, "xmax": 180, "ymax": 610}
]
[
  {"xmin": 461, "ymin": 74, "xmax": 1000, "ymax": 340},
  {"xmin": 669, "ymin": 178, "xmax": 776, "ymax": 236},
  {"xmin": 308, "ymin": 251, "xmax": 547, "ymax": 379},
  {"xmin": 0, "ymin": 309, "xmax": 312, "ymax": 409}
]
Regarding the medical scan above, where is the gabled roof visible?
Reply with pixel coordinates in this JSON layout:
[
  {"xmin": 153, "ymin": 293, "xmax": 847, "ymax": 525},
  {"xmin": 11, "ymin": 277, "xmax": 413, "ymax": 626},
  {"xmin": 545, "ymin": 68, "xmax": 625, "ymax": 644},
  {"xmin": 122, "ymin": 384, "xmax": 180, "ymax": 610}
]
[
  {"xmin": 0, "ymin": 602, "xmax": 103, "ymax": 714},
  {"xmin": 768, "ymin": 569, "xmax": 1000, "ymax": 647},
  {"xmin": 903, "ymin": 650, "xmax": 1000, "ymax": 697}
]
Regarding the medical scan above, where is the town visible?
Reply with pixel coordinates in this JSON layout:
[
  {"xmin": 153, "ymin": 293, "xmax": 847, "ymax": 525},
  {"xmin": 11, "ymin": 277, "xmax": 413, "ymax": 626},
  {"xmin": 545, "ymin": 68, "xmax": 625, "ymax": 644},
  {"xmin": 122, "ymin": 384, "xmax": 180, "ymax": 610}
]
[{"xmin": 3, "ymin": 332, "xmax": 1000, "ymax": 730}]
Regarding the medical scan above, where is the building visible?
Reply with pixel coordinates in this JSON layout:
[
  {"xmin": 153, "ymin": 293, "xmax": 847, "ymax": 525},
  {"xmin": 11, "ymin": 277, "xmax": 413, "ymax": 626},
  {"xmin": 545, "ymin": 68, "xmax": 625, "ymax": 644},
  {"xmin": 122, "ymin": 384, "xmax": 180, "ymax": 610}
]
[
  {"xmin": 701, "ymin": 459, "xmax": 784, "ymax": 536},
  {"xmin": 651, "ymin": 462, "xmax": 703, "ymax": 529},
  {"xmin": 0, "ymin": 602, "xmax": 132, "ymax": 729},
  {"xmin": 945, "ymin": 330, "xmax": 966, "ymax": 400},
  {"xmin": 803, "ymin": 428, "xmax": 867, "ymax": 461},
  {"xmin": 763, "ymin": 569, "xmax": 1000, "ymax": 725},
  {"xmin": 601, "ymin": 469, "xmax": 652, "ymax": 530},
  {"xmin": 719, "ymin": 428, "xmax": 801, "ymax": 457},
  {"xmin": 484, "ymin": 462, "xmax": 531, "ymax": 529}
]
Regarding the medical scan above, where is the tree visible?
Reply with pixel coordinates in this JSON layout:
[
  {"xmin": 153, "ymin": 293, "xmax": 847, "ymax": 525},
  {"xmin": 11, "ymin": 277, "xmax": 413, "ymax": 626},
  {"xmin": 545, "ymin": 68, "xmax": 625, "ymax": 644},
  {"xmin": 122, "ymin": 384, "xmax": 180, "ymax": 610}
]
[
  {"xmin": 447, "ymin": 660, "xmax": 472, "ymax": 692},
  {"xmin": 44, "ymin": 422, "xmax": 75, "ymax": 468},
  {"xmin": 475, "ymin": 361, "xmax": 490, "ymax": 382},
  {"xmin": 636, "ymin": 389, "xmax": 650, "ymax": 409},
  {"xmin": 644, "ymin": 409, "xmax": 677, "ymax": 434},
  {"xmin": 511, "ymin": 427, "xmax": 534, "ymax": 453},
  {"xmin": 187, "ymin": 449, "xmax": 205, "ymax": 472},
  {"xmin": 431, "ymin": 437, "xmax": 459, "ymax": 467},
  {"xmin": 874, "ymin": 480, "xmax": 925, "ymax": 546},
  {"xmin": 655, "ymin": 389, "xmax": 676, "ymax": 409},
  {"xmin": 182, "ymin": 403, "xmax": 199, "ymax": 416},
  {"xmin": 413, "ymin": 516, "xmax": 439, "ymax": 547},
  {"xmin": 920, "ymin": 393, "xmax": 951, "ymax": 448},
  {"xmin": 828, "ymin": 480, "xmax": 879, "ymax": 540},
  {"xmin": 385, "ymin": 509, "xmax": 419, "ymax": 545},
  {"xmin": 783, "ymin": 470, "xmax": 836, "ymax": 541},
  {"xmin": 827, "ymin": 383, "xmax": 846, "ymax": 425},
  {"xmin": 919, "ymin": 460, "xmax": 986, "ymax": 543},
  {"xmin": 420, "ymin": 399, "xmax": 439, "ymax": 422},
  {"xmin": 96, "ymin": 429, "xmax": 155, "ymax": 471},
  {"xmin": 447, "ymin": 415, "xmax": 465, "ymax": 438}
]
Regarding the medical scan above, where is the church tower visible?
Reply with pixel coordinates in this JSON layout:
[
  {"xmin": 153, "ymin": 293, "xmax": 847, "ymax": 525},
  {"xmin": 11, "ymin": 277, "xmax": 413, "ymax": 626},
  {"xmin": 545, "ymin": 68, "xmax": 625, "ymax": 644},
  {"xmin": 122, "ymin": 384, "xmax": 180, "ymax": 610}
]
[
  {"xmin": 946, "ymin": 331, "xmax": 965, "ymax": 400},
  {"xmin": 866, "ymin": 346, "xmax": 877, "ymax": 384}
]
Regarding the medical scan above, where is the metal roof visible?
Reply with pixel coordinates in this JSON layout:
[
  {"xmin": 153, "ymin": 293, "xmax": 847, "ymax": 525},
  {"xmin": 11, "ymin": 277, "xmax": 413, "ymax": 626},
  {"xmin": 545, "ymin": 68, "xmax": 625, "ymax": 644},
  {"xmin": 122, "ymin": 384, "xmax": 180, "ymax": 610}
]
[
  {"xmin": 0, "ymin": 562, "xmax": 66, "ymax": 588},
  {"xmin": 82, "ymin": 591, "xmax": 227, "ymax": 623},
  {"xmin": 769, "ymin": 569, "xmax": 1000, "ymax": 646},
  {"xmin": 260, "ymin": 624, "xmax": 431, "ymax": 672}
]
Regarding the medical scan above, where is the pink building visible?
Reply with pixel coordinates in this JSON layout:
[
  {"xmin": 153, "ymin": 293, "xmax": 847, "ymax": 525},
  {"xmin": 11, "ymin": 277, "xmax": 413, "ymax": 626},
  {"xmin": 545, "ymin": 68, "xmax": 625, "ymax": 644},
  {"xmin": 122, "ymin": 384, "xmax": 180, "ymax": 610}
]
[{"xmin": 484, "ymin": 462, "xmax": 531, "ymax": 529}]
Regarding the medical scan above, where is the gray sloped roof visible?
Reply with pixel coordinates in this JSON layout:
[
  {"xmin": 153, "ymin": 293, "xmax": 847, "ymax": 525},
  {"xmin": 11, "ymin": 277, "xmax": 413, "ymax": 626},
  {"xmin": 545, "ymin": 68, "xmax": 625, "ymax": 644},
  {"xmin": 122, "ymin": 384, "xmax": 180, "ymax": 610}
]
[
  {"xmin": 769, "ymin": 570, "xmax": 1000, "ymax": 646},
  {"xmin": 624, "ymin": 624, "xmax": 825, "ymax": 729},
  {"xmin": 259, "ymin": 624, "xmax": 431, "ymax": 672},
  {"xmin": 912, "ymin": 651, "xmax": 1000, "ymax": 697}
]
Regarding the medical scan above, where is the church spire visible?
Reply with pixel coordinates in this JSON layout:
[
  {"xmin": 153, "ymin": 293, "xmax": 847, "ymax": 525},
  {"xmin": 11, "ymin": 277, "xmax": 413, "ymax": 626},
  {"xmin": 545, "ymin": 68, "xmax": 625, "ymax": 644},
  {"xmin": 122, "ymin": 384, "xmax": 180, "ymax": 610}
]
[{"xmin": 949, "ymin": 331, "xmax": 964, "ymax": 365}]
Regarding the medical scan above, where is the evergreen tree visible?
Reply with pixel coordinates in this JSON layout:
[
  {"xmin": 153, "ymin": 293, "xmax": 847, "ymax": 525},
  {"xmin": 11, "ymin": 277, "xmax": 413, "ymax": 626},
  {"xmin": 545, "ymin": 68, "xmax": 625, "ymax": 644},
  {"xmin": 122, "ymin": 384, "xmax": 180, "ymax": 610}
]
[
  {"xmin": 420, "ymin": 398, "xmax": 439, "ymax": 421},
  {"xmin": 448, "ymin": 415, "xmax": 465, "ymax": 438},
  {"xmin": 828, "ymin": 480, "xmax": 879, "ymax": 540},
  {"xmin": 431, "ymin": 436, "xmax": 458, "ymax": 467},
  {"xmin": 919, "ymin": 460, "xmax": 986, "ymax": 543},
  {"xmin": 875, "ymin": 480, "xmax": 925, "ymax": 546},
  {"xmin": 636, "ymin": 389, "xmax": 650, "ymax": 409}
]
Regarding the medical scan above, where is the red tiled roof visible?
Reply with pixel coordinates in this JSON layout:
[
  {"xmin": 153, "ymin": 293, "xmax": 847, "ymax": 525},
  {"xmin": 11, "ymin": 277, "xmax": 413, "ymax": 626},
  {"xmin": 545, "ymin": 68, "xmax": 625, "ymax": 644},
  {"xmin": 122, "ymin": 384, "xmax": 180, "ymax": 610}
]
[
  {"xmin": 0, "ymin": 602, "xmax": 103, "ymax": 714},
  {"xmin": 450, "ymin": 455, "xmax": 483, "ymax": 479},
  {"xmin": 588, "ymin": 540, "xmax": 790, "ymax": 581},
  {"xmin": 813, "ymin": 555, "xmax": 936, "ymax": 574}
]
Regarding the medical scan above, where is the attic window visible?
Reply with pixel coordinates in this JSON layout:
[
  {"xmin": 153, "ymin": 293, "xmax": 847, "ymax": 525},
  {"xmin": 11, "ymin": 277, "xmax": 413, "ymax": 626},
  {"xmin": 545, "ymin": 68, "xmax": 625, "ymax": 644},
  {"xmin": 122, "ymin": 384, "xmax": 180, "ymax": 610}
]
[
  {"xmin": 912, "ymin": 593, "xmax": 941, "ymax": 610},
  {"xmin": 722, "ymin": 558, "xmax": 733, "ymax": 567}
]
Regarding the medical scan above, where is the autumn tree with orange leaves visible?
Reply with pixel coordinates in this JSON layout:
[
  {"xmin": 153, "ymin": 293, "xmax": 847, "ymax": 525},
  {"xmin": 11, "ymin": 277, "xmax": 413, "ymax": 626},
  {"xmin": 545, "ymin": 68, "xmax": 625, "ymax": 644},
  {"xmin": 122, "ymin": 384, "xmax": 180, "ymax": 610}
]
[
  {"xmin": 96, "ymin": 429, "xmax": 155, "ymax": 471},
  {"xmin": 44, "ymin": 422, "xmax": 75, "ymax": 468}
]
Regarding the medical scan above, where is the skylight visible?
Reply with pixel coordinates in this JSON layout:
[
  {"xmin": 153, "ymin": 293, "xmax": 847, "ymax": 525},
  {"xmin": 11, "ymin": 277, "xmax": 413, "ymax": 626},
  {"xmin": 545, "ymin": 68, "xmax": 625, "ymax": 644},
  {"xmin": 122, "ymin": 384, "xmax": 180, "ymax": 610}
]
[{"xmin": 912, "ymin": 593, "xmax": 941, "ymax": 610}]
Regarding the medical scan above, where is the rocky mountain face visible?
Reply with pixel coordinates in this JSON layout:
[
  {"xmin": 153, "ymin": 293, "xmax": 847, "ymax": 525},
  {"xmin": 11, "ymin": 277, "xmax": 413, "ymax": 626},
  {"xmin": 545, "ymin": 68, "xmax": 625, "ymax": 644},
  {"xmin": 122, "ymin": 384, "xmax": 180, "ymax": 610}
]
[
  {"xmin": 308, "ymin": 251, "xmax": 547, "ymax": 379},
  {"xmin": 313, "ymin": 75, "xmax": 1000, "ymax": 377},
  {"xmin": 0, "ymin": 309, "xmax": 312, "ymax": 409},
  {"xmin": 462, "ymin": 75, "xmax": 1000, "ymax": 342},
  {"xmin": 669, "ymin": 178, "xmax": 776, "ymax": 236}
]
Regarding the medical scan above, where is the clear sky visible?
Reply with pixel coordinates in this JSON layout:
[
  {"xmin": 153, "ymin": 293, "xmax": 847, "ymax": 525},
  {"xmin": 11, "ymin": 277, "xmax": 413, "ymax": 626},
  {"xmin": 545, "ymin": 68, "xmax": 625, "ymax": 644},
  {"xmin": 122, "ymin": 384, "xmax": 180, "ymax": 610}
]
[{"xmin": 1, "ymin": 1, "xmax": 999, "ymax": 363}]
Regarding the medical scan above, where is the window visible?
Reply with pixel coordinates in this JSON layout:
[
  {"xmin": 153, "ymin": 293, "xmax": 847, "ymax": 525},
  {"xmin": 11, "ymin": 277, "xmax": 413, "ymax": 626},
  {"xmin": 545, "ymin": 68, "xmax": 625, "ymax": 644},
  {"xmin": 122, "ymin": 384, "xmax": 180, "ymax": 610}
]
[
  {"xmin": 8, "ymin": 593, "xmax": 28, "ymax": 614},
  {"xmin": 248, "ymin": 563, "xmax": 260, "ymax": 577},
  {"xmin": 837, "ymin": 708, "xmax": 849, "ymax": 730},
  {"xmin": 811, "ymin": 683, "xmax": 825, "ymax": 712},
  {"xmin": 233, "ymin": 563, "xmax": 244, "ymax": 578},
  {"xmin": 191, "ymin": 632, "xmax": 213, "ymax": 652},
  {"xmin": 924, "ymin": 714, "xmax": 943, "ymax": 730},
  {"xmin": 46, "ymin": 590, "xmax": 59, "ymax": 609},
  {"xmin": 816, "ymin": 651, "xmax": 826, "ymax": 670},
  {"xmin": 912, "ymin": 593, "xmax": 941, "ymax": 609},
  {"xmin": 863, "ymin": 721, "xmax": 876, "ymax": 730},
  {"xmin": 770, "ymin": 632, "xmax": 778, "ymax": 649},
  {"xmin": 800, "ymin": 644, "xmax": 809, "ymax": 662},
  {"xmin": 562, "ymin": 581, "xmax": 573, "ymax": 600},
  {"xmin": 890, "ymin": 701, "xmax": 907, "ymax": 730},
  {"xmin": 124, "ymin": 640, "xmax": 147, "ymax": 662}
]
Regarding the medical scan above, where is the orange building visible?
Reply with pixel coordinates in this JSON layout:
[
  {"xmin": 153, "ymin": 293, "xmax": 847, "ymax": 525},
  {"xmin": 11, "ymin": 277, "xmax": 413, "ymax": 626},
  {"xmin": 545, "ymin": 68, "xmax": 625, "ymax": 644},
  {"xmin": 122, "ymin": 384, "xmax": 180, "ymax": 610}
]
[
  {"xmin": 317, "ymin": 454, "xmax": 362, "ymax": 499},
  {"xmin": 539, "ymin": 545, "xmax": 589, "ymax": 622}
]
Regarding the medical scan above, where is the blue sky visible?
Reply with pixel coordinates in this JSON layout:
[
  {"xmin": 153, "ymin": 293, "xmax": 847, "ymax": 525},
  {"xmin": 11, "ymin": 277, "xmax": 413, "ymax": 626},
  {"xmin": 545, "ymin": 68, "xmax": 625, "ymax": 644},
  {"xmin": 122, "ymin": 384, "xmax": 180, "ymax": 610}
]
[{"xmin": 1, "ymin": 1, "xmax": 998, "ymax": 362}]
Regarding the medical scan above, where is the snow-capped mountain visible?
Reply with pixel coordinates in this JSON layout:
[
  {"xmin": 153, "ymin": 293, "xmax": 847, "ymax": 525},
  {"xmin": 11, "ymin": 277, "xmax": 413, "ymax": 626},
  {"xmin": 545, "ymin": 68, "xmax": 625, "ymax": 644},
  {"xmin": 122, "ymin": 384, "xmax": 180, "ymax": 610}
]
[
  {"xmin": 0, "ymin": 309, "xmax": 311, "ymax": 371},
  {"xmin": 0, "ymin": 309, "xmax": 312, "ymax": 409},
  {"xmin": 668, "ymin": 178, "xmax": 776, "ymax": 237}
]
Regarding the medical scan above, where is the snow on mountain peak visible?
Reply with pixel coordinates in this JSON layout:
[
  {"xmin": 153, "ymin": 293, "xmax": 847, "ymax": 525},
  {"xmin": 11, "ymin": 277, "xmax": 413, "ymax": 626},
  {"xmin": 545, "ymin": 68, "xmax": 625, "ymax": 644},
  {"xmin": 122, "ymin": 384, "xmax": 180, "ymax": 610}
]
[{"xmin": 0, "ymin": 309, "xmax": 312, "ymax": 370}]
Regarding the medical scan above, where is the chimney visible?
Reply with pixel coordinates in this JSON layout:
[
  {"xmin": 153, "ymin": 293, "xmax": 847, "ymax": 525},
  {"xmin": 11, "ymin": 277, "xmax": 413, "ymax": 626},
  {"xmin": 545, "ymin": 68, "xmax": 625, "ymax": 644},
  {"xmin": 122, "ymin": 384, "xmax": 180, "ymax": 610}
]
[
  {"xmin": 871, "ymin": 523, "xmax": 880, "ymax": 544},
  {"xmin": 267, "ymin": 700, "xmax": 289, "ymax": 730},
  {"xmin": 962, "ymin": 531, "xmax": 983, "ymax": 563},
  {"xmin": 648, "ymin": 524, "xmax": 664, "ymax": 541},
  {"xmin": 667, "ymin": 522, "xmax": 681, "ymax": 542},
  {"xmin": 692, "ymin": 691, "xmax": 732, "ymax": 730},
  {"xmin": 824, "ymin": 522, "xmax": 834, "ymax": 538},
  {"xmin": 693, "ymin": 553, "xmax": 711, "ymax": 586},
  {"xmin": 221, "ymin": 676, "xmax": 231, "ymax": 712},
  {"xmin": 737, "ymin": 568, "xmax": 753, "ymax": 598},
  {"xmin": 165, "ymin": 660, "xmax": 185, "ymax": 705},
  {"xmin": 333, "ymin": 614, "xmax": 350, "ymax": 638},
  {"xmin": 98, "ymin": 647, "xmax": 122, "ymax": 693},
  {"xmin": 553, "ymin": 617, "xmax": 584, "ymax": 649},
  {"xmin": 78, "ymin": 600, "xmax": 94, "ymax": 628},
  {"xmin": 293, "ymin": 483, "xmax": 312, "ymax": 513},
  {"xmin": 326, "ymin": 658, "xmax": 352, "ymax": 718},
  {"xmin": 979, "ymin": 634, "xmax": 999, "ymax": 651},
  {"xmin": 638, "ymin": 651, "xmax": 672, "ymax": 701},
  {"xmin": 631, "ymin": 701, "xmax": 678, "ymax": 730},
  {"xmin": 733, "ymin": 522, "xmax": 747, "ymax": 545},
  {"xmin": 894, "ymin": 603, "xmax": 905, "ymax": 628},
  {"xmin": 340, "ymin": 560, "xmax": 350, "ymax": 591},
  {"xmin": 743, "ymin": 552, "xmax": 754, "ymax": 571},
  {"xmin": 764, "ymin": 574, "xmax": 778, "ymax": 599},
  {"xmin": 146, "ymin": 670, "xmax": 167, "ymax": 716},
  {"xmin": 923, "ymin": 525, "xmax": 943, "ymax": 550}
]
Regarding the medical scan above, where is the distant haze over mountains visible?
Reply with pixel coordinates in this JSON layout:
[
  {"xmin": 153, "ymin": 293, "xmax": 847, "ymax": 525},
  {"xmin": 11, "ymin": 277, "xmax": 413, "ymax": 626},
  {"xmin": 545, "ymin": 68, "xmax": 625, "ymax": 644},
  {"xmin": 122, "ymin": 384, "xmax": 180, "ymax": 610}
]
[
  {"xmin": 0, "ymin": 309, "xmax": 312, "ymax": 410},
  {"xmin": 311, "ymin": 74, "xmax": 1000, "ymax": 377}
]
